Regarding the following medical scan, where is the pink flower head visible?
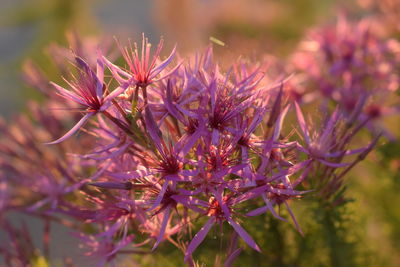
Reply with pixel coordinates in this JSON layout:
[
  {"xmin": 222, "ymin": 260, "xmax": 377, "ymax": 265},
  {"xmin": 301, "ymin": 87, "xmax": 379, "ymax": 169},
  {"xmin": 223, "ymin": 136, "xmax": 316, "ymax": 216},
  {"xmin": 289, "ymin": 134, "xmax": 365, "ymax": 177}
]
[
  {"xmin": 181, "ymin": 192, "xmax": 261, "ymax": 261},
  {"xmin": 47, "ymin": 56, "xmax": 130, "ymax": 144},
  {"xmin": 105, "ymin": 34, "xmax": 178, "ymax": 88},
  {"xmin": 294, "ymin": 102, "xmax": 370, "ymax": 167}
]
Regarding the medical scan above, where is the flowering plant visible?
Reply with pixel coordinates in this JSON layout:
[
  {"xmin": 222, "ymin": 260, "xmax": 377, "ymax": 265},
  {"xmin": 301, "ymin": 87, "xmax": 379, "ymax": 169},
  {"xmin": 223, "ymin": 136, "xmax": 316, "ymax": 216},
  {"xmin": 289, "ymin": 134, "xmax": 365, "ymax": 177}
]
[{"xmin": 1, "ymin": 18, "xmax": 398, "ymax": 266}]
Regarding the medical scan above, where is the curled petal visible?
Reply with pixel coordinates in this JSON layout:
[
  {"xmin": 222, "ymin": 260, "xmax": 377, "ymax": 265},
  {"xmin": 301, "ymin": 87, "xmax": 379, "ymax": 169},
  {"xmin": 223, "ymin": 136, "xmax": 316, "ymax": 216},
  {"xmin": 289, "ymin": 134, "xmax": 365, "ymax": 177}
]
[
  {"xmin": 149, "ymin": 45, "xmax": 177, "ymax": 79},
  {"xmin": 45, "ymin": 113, "xmax": 93, "ymax": 144}
]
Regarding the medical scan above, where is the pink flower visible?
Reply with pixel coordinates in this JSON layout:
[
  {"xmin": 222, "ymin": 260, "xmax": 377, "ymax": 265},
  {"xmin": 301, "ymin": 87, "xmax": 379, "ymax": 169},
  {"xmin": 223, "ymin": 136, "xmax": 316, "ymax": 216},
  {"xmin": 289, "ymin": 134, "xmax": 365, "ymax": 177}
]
[
  {"xmin": 47, "ymin": 56, "xmax": 130, "ymax": 144},
  {"xmin": 104, "ymin": 34, "xmax": 178, "ymax": 88}
]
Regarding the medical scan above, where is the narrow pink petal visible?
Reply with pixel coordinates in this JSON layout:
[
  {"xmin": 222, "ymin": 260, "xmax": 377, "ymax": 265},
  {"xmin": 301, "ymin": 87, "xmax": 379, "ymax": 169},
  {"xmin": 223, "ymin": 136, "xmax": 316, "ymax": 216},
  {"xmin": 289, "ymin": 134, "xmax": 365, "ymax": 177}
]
[
  {"xmin": 152, "ymin": 207, "xmax": 171, "ymax": 251},
  {"xmin": 210, "ymin": 80, "xmax": 217, "ymax": 113},
  {"xmin": 294, "ymin": 102, "xmax": 310, "ymax": 145},
  {"xmin": 224, "ymin": 248, "xmax": 242, "ymax": 267},
  {"xmin": 248, "ymin": 107, "xmax": 266, "ymax": 133},
  {"xmin": 164, "ymin": 174, "xmax": 188, "ymax": 182},
  {"xmin": 232, "ymin": 185, "xmax": 265, "ymax": 204},
  {"xmin": 144, "ymin": 106, "xmax": 164, "ymax": 154},
  {"xmin": 26, "ymin": 198, "xmax": 50, "ymax": 211},
  {"xmin": 284, "ymin": 201, "xmax": 303, "ymax": 236},
  {"xmin": 107, "ymin": 234, "xmax": 135, "ymax": 256},
  {"xmin": 293, "ymin": 165, "xmax": 311, "ymax": 187},
  {"xmin": 325, "ymin": 147, "xmax": 366, "ymax": 157},
  {"xmin": 262, "ymin": 194, "xmax": 287, "ymax": 221},
  {"xmin": 147, "ymin": 181, "xmax": 169, "ymax": 212},
  {"xmin": 45, "ymin": 113, "xmax": 93, "ymax": 144},
  {"xmin": 96, "ymin": 218, "xmax": 125, "ymax": 238},
  {"xmin": 149, "ymin": 44, "xmax": 177, "ymax": 77},
  {"xmin": 103, "ymin": 79, "xmax": 132, "ymax": 103},
  {"xmin": 320, "ymin": 107, "xmax": 339, "ymax": 144},
  {"xmin": 318, "ymin": 159, "xmax": 350, "ymax": 168},
  {"xmin": 87, "ymin": 143, "xmax": 130, "ymax": 161},
  {"xmin": 65, "ymin": 179, "xmax": 90, "ymax": 193},
  {"xmin": 89, "ymin": 161, "xmax": 112, "ymax": 181},
  {"xmin": 175, "ymin": 133, "xmax": 194, "ymax": 158},
  {"xmin": 75, "ymin": 56, "xmax": 103, "ymax": 99},
  {"xmin": 181, "ymin": 169, "xmax": 199, "ymax": 176},
  {"xmin": 211, "ymin": 129, "xmax": 219, "ymax": 146},
  {"xmin": 75, "ymin": 56, "xmax": 92, "ymax": 74},
  {"xmin": 175, "ymin": 103, "xmax": 197, "ymax": 118},
  {"xmin": 96, "ymin": 49, "xmax": 105, "ymax": 83},
  {"xmin": 214, "ymin": 164, "xmax": 248, "ymax": 180},
  {"xmin": 287, "ymin": 159, "xmax": 312, "ymax": 175},
  {"xmin": 246, "ymin": 206, "xmax": 268, "ymax": 217},
  {"xmin": 152, "ymin": 59, "xmax": 183, "ymax": 82},
  {"xmin": 165, "ymin": 80, "xmax": 184, "ymax": 122},
  {"xmin": 102, "ymin": 55, "xmax": 132, "ymax": 83},
  {"xmin": 273, "ymin": 105, "xmax": 290, "ymax": 141},
  {"xmin": 171, "ymin": 195, "xmax": 208, "ymax": 207},
  {"xmin": 227, "ymin": 217, "xmax": 261, "ymax": 252},
  {"xmin": 184, "ymin": 217, "xmax": 215, "ymax": 261},
  {"xmin": 212, "ymin": 190, "xmax": 232, "ymax": 218},
  {"xmin": 109, "ymin": 168, "xmax": 151, "ymax": 180},
  {"xmin": 266, "ymin": 185, "xmax": 308, "ymax": 196},
  {"xmin": 51, "ymin": 82, "xmax": 86, "ymax": 105},
  {"xmin": 95, "ymin": 69, "xmax": 104, "ymax": 99}
]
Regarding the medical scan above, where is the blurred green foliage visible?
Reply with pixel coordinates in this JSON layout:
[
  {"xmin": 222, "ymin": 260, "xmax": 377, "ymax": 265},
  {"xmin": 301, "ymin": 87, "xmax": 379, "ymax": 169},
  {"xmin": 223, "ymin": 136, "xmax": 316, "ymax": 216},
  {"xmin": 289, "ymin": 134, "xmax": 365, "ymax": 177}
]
[{"xmin": 0, "ymin": 0, "xmax": 97, "ymax": 110}]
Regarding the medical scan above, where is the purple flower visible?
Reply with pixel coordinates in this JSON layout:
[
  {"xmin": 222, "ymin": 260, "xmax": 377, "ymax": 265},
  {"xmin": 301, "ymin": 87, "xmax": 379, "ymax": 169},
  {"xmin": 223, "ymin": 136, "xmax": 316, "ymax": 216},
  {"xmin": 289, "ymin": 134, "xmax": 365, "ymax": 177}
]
[
  {"xmin": 292, "ymin": 16, "xmax": 400, "ymax": 139},
  {"xmin": 1, "ymin": 29, "xmax": 391, "ymax": 266},
  {"xmin": 104, "ymin": 34, "xmax": 178, "ymax": 88},
  {"xmin": 76, "ymin": 233, "xmax": 136, "ymax": 267},
  {"xmin": 47, "ymin": 56, "xmax": 130, "ymax": 144},
  {"xmin": 294, "ymin": 102, "xmax": 367, "ymax": 167},
  {"xmin": 174, "ymin": 192, "xmax": 262, "ymax": 261}
]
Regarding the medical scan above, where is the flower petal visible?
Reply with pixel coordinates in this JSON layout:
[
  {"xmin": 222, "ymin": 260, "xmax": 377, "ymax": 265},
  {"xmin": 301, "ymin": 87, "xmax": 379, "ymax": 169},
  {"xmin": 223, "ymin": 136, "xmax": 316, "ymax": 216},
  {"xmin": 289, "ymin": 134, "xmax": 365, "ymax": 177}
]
[
  {"xmin": 51, "ymin": 82, "xmax": 86, "ymax": 106},
  {"xmin": 103, "ymin": 78, "xmax": 133, "ymax": 104},
  {"xmin": 45, "ymin": 113, "xmax": 93, "ymax": 144},
  {"xmin": 152, "ymin": 207, "xmax": 171, "ymax": 251},
  {"xmin": 184, "ymin": 217, "xmax": 215, "ymax": 261},
  {"xmin": 294, "ymin": 102, "xmax": 310, "ymax": 145},
  {"xmin": 227, "ymin": 217, "xmax": 261, "ymax": 252},
  {"xmin": 149, "ymin": 44, "xmax": 177, "ymax": 78},
  {"xmin": 273, "ymin": 105, "xmax": 290, "ymax": 141}
]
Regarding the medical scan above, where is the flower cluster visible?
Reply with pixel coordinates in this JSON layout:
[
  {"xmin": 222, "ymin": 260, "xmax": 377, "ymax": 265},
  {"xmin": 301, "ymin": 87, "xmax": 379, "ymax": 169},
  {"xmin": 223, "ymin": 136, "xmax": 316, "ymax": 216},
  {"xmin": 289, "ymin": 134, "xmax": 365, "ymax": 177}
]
[
  {"xmin": 0, "ymin": 22, "xmax": 397, "ymax": 265},
  {"xmin": 292, "ymin": 16, "xmax": 400, "ymax": 139}
]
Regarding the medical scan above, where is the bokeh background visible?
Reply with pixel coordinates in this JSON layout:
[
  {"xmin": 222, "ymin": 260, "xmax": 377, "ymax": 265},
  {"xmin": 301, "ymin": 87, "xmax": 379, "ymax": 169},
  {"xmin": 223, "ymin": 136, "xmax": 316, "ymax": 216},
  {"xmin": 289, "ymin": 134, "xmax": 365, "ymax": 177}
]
[
  {"xmin": 0, "ymin": 0, "xmax": 366, "ymax": 118},
  {"xmin": 1, "ymin": 0, "xmax": 399, "ymax": 266}
]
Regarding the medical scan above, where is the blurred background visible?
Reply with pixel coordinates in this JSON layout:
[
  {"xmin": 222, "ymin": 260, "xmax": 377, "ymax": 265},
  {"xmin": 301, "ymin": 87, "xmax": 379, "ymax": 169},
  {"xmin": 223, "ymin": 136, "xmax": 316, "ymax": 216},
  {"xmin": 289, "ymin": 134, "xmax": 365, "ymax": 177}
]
[
  {"xmin": 1, "ymin": 0, "xmax": 399, "ymax": 266},
  {"xmin": 0, "ymin": 0, "xmax": 366, "ymax": 118}
]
